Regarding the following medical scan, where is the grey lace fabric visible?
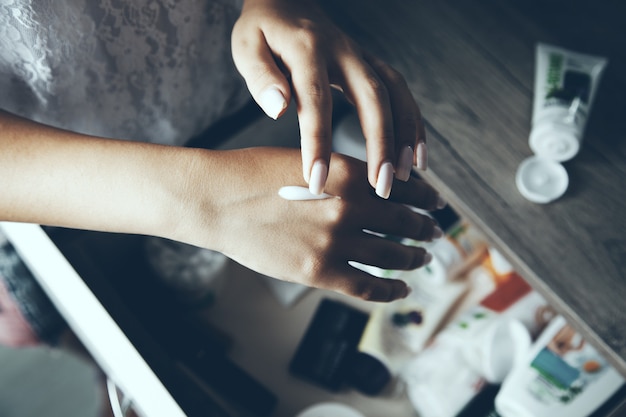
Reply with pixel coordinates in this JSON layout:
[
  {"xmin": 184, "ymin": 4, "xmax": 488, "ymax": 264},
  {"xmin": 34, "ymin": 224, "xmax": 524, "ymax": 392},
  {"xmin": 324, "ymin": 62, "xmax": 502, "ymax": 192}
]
[
  {"xmin": 0, "ymin": 0, "xmax": 254, "ymax": 342},
  {"xmin": 0, "ymin": 0, "xmax": 249, "ymax": 145}
]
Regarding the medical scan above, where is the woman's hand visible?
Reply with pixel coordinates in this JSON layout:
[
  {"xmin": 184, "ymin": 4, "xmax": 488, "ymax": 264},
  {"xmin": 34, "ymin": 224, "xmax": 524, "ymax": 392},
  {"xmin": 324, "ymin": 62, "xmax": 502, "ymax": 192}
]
[
  {"xmin": 175, "ymin": 147, "xmax": 443, "ymax": 302},
  {"xmin": 231, "ymin": 0, "xmax": 427, "ymax": 199},
  {"xmin": 0, "ymin": 111, "xmax": 441, "ymax": 303}
]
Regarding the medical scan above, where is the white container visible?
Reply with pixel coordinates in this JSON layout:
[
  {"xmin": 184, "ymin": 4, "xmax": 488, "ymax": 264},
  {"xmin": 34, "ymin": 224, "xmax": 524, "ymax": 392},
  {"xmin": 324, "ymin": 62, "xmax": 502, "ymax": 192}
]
[
  {"xmin": 517, "ymin": 44, "xmax": 608, "ymax": 204},
  {"xmin": 529, "ymin": 43, "xmax": 607, "ymax": 162},
  {"xmin": 425, "ymin": 221, "xmax": 488, "ymax": 284},
  {"xmin": 389, "ymin": 268, "xmax": 469, "ymax": 353},
  {"xmin": 495, "ymin": 316, "xmax": 625, "ymax": 417}
]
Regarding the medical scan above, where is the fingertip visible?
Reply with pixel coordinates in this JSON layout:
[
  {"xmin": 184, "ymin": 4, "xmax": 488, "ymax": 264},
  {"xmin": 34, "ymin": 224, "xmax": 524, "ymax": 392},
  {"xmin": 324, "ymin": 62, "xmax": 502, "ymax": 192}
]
[
  {"xmin": 405, "ymin": 285, "xmax": 413, "ymax": 296},
  {"xmin": 435, "ymin": 194, "xmax": 447, "ymax": 210},
  {"xmin": 386, "ymin": 280, "xmax": 411, "ymax": 302},
  {"xmin": 308, "ymin": 159, "xmax": 328, "ymax": 195},
  {"xmin": 375, "ymin": 161, "xmax": 394, "ymax": 199},
  {"xmin": 431, "ymin": 226, "xmax": 444, "ymax": 241},
  {"xmin": 416, "ymin": 141, "xmax": 428, "ymax": 171},
  {"xmin": 259, "ymin": 86, "xmax": 288, "ymax": 120}
]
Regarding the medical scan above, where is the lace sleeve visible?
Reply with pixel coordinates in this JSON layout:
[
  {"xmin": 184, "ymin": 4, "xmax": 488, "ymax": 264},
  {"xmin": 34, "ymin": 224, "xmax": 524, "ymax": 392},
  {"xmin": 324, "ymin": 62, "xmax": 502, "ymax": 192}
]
[{"xmin": 0, "ymin": 0, "xmax": 250, "ymax": 145}]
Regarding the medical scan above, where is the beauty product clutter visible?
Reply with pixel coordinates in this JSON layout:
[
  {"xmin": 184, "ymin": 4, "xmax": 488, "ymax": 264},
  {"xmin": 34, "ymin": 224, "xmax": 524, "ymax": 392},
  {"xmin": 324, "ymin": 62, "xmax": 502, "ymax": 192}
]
[
  {"xmin": 367, "ymin": 215, "xmax": 624, "ymax": 417},
  {"xmin": 290, "ymin": 43, "xmax": 620, "ymax": 416},
  {"xmin": 291, "ymin": 211, "xmax": 624, "ymax": 417}
]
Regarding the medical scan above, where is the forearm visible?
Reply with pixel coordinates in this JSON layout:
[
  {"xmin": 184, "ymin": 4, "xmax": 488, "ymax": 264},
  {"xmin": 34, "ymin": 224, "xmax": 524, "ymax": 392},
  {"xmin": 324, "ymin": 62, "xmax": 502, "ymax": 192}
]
[{"xmin": 0, "ymin": 110, "xmax": 205, "ymax": 241}]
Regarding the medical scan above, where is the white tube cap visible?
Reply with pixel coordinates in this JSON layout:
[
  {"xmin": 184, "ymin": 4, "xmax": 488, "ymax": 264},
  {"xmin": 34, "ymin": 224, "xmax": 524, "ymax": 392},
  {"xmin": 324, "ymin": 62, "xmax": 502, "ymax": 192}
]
[
  {"xmin": 529, "ymin": 117, "xmax": 580, "ymax": 162},
  {"xmin": 515, "ymin": 156, "xmax": 569, "ymax": 203}
]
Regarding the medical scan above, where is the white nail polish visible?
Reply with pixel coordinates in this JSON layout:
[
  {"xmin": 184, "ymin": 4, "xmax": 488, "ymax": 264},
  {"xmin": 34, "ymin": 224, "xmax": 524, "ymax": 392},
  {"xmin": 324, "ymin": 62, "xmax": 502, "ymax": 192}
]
[
  {"xmin": 376, "ymin": 162, "xmax": 394, "ymax": 199},
  {"xmin": 436, "ymin": 195, "xmax": 447, "ymax": 209},
  {"xmin": 309, "ymin": 160, "xmax": 328, "ymax": 195},
  {"xmin": 259, "ymin": 87, "xmax": 287, "ymax": 120},
  {"xmin": 417, "ymin": 142, "xmax": 428, "ymax": 170},
  {"xmin": 396, "ymin": 145, "xmax": 414, "ymax": 181}
]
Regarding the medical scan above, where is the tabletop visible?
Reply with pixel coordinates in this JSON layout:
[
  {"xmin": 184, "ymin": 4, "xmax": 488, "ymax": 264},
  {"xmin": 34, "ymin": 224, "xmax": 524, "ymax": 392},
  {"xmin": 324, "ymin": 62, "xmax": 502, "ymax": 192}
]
[{"xmin": 318, "ymin": 0, "xmax": 626, "ymax": 375}]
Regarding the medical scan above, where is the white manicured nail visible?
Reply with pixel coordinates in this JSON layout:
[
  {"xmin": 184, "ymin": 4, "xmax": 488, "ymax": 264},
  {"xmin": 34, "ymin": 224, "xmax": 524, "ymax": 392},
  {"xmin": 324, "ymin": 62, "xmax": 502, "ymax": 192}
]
[
  {"xmin": 259, "ymin": 87, "xmax": 287, "ymax": 120},
  {"xmin": 376, "ymin": 162, "xmax": 394, "ymax": 199},
  {"xmin": 416, "ymin": 142, "xmax": 428, "ymax": 170},
  {"xmin": 396, "ymin": 145, "xmax": 414, "ymax": 181},
  {"xmin": 436, "ymin": 195, "xmax": 447, "ymax": 209},
  {"xmin": 309, "ymin": 160, "xmax": 328, "ymax": 195}
]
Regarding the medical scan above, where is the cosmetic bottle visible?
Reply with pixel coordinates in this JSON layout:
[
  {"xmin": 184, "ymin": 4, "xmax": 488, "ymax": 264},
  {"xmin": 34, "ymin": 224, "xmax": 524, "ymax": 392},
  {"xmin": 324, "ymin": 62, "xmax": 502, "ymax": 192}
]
[{"xmin": 495, "ymin": 316, "xmax": 625, "ymax": 417}]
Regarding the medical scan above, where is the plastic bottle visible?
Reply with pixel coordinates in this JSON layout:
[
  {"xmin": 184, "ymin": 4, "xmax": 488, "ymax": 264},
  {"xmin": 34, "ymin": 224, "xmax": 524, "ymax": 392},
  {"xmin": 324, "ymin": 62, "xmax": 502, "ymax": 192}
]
[{"xmin": 495, "ymin": 316, "xmax": 625, "ymax": 417}]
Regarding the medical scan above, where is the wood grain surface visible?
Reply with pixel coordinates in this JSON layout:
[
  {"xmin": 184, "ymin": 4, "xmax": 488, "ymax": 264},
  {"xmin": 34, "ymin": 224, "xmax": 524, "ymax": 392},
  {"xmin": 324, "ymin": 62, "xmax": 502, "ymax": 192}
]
[{"xmin": 320, "ymin": 0, "xmax": 626, "ymax": 376}]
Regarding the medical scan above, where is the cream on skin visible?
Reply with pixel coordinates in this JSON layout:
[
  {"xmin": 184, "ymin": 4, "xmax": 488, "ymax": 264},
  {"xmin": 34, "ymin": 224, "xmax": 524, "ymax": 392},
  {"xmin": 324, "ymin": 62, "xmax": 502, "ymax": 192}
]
[{"xmin": 278, "ymin": 185, "xmax": 334, "ymax": 201}]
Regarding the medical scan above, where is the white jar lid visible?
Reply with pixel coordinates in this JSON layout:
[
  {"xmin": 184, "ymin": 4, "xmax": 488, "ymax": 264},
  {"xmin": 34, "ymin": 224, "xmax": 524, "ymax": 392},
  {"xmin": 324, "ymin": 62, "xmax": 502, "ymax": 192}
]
[{"xmin": 515, "ymin": 156, "xmax": 569, "ymax": 203}]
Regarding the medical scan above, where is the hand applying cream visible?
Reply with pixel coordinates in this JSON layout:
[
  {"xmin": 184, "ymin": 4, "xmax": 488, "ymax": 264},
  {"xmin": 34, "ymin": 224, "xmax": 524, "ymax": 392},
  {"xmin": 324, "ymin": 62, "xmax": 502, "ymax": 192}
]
[{"xmin": 278, "ymin": 186, "xmax": 335, "ymax": 201}]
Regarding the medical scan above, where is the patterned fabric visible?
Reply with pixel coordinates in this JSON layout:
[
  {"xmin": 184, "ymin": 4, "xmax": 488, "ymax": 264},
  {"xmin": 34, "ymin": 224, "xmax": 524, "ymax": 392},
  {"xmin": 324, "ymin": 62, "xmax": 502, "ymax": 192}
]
[{"xmin": 0, "ymin": 0, "xmax": 249, "ymax": 145}]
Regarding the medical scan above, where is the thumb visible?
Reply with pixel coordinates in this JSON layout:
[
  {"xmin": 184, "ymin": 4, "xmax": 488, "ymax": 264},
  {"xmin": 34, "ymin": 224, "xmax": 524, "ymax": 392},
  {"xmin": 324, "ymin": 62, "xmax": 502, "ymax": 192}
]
[{"xmin": 231, "ymin": 28, "xmax": 291, "ymax": 120}]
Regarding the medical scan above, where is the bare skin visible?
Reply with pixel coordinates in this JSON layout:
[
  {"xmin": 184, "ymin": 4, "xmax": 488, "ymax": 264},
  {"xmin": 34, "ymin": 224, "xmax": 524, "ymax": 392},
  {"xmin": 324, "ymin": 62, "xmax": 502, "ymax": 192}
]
[
  {"xmin": 1, "ymin": 0, "xmax": 440, "ymax": 303},
  {"xmin": 0, "ymin": 110, "xmax": 440, "ymax": 302}
]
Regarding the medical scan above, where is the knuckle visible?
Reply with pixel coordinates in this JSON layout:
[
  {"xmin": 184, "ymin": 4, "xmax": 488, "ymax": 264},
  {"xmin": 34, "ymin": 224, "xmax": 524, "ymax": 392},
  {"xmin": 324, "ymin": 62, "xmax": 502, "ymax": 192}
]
[
  {"xmin": 298, "ymin": 252, "xmax": 327, "ymax": 282},
  {"xmin": 385, "ymin": 65, "xmax": 407, "ymax": 87},
  {"xmin": 362, "ymin": 74, "xmax": 388, "ymax": 101},
  {"xmin": 293, "ymin": 22, "xmax": 321, "ymax": 50},
  {"xmin": 324, "ymin": 198, "xmax": 353, "ymax": 225},
  {"xmin": 304, "ymin": 80, "xmax": 324, "ymax": 98},
  {"xmin": 296, "ymin": 81, "xmax": 332, "ymax": 110}
]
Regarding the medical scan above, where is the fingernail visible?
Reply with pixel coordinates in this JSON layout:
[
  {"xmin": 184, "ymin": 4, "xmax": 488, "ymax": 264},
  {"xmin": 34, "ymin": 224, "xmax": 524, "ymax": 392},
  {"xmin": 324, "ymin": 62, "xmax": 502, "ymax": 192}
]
[
  {"xmin": 375, "ymin": 162, "xmax": 394, "ymax": 199},
  {"xmin": 416, "ymin": 142, "xmax": 428, "ymax": 170},
  {"xmin": 423, "ymin": 252, "xmax": 433, "ymax": 265},
  {"xmin": 432, "ymin": 226, "xmax": 444, "ymax": 240},
  {"xmin": 436, "ymin": 194, "xmax": 447, "ymax": 209},
  {"xmin": 309, "ymin": 160, "xmax": 328, "ymax": 195},
  {"xmin": 259, "ymin": 87, "xmax": 287, "ymax": 120},
  {"xmin": 402, "ymin": 285, "xmax": 412, "ymax": 298},
  {"xmin": 395, "ymin": 145, "xmax": 414, "ymax": 182}
]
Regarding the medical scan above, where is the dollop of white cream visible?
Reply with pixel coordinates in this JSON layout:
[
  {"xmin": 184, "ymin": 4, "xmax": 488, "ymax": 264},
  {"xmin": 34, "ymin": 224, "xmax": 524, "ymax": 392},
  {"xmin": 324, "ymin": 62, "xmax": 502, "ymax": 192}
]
[{"xmin": 278, "ymin": 186, "xmax": 334, "ymax": 201}]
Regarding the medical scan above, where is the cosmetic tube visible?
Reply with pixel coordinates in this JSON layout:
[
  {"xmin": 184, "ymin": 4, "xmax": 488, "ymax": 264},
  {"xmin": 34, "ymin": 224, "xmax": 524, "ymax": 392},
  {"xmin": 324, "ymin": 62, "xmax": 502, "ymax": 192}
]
[
  {"xmin": 516, "ymin": 44, "xmax": 608, "ymax": 203},
  {"xmin": 529, "ymin": 43, "xmax": 607, "ymax": 161}
]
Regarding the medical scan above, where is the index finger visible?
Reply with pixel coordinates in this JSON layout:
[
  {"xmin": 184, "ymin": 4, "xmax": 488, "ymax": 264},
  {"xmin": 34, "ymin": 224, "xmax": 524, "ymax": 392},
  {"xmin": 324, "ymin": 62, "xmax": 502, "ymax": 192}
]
[
  {"xmin": 288, "ymin": 53, "xmax": 334, "ymax": 196},
  {"xmin": 335, "ymin": 53, "xmax": 396, "ymax": 199}
]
